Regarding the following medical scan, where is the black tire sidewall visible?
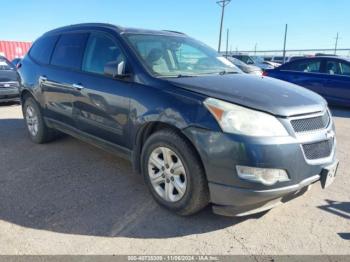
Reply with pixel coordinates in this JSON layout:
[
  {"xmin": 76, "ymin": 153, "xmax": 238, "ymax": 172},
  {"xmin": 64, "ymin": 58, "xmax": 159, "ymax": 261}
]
[{"xmin": 23, "ymin": 98, "xmax": 45, "ymax": 143}]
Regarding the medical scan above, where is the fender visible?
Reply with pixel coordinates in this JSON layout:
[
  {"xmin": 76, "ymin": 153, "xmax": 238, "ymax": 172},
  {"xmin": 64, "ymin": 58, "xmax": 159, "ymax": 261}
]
[{"xmin": 128, "ymin": 82, "xmax": 221, "ymax": 173}]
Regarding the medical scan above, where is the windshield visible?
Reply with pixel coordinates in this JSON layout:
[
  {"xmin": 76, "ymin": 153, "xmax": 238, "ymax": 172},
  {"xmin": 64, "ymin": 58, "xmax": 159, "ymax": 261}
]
[
  {"xmin": 0, "ymin": 59, "xmax": 14, "ymax": 70},
  {"xmin": 125, "ymin": 34, "xmax": 240, "ymax": 77},
  {"xmin": 227, "ymin": 57, "xmax": 246, "ymax": 66},
  {"xmin": 239, "ymin": 56, "xmax": 255, "ymax": 65},
  {"xmin": 251, "ymin": 56, "xmax": 264, "ymax": 63}
]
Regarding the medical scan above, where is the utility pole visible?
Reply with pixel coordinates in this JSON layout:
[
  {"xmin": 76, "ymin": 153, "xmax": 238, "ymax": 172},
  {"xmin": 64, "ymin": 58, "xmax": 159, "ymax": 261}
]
[
  {"xmin": 217, "ymin": 0, "xmax": 231, "ymax": 53},
  {"xmin": 334, "ymin": 33, "xmax": 339, "ymax": 55},
  {"xmin": 226, "ymin": 28, "xmax": 229, "ymax": 57},
  {"xmin": 282, "ymin": 24, "xmax": 288, "ymax": 63},
  {"xmin": 254, "ymin": 43, "xmax": 257, "ymax": 55}
]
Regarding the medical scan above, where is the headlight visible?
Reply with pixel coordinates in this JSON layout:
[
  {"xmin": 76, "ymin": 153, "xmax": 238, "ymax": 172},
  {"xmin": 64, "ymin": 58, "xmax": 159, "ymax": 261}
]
[{"xmin": 204, "ymin": 98, "xmax": 288, "ymax": 137}]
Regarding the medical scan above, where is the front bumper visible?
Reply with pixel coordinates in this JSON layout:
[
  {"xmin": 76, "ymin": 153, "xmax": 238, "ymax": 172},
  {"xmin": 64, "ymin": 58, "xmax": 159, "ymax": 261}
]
[
  {"xmin": 184, "ymin": 123, "xmax": 337, "ymax": 216},
  {"xmin": 0, "ymin": 88, "xmax": 20, "ymax": 102},
  {"xmin": 210, "ymin": 175, "xmax": 319, "ymax": 216}
]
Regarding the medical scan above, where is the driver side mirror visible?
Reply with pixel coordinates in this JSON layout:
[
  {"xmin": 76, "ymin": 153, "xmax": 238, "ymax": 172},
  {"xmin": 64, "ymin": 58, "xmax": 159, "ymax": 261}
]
[{"xmin": 104, "ymin": 60, "xmax": 131, "ymax": 79}]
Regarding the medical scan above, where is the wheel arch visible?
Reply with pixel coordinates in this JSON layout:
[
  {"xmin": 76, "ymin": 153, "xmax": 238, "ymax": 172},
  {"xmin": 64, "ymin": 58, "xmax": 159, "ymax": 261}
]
[
  {"xmin": 20, "ymin": 89, "xmax": 34, "ymax": 103},
  {"xmin": 131, "ymin": 121, "xmax": 205, "ymax": 178},
  {"xmin": 20, "ymin": 89, "xmax": 38, "ymax": 115}
]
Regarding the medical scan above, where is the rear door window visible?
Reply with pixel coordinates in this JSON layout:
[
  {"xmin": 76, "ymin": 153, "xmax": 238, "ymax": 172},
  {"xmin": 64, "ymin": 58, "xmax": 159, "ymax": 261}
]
[
  {"xmin": 30, "ymin": 35, "xmax": 59, "ymax": 64},
  {"xmin": 51, "ymin": 33, "xmax": 89, "ymax": 70},
  {"xmin": 325, "ymin": 60, "xmax": 350, "ymax": 76},
  {"xmin": 340, "ymin": 62, "xmax": 350, "ymax": 76}
]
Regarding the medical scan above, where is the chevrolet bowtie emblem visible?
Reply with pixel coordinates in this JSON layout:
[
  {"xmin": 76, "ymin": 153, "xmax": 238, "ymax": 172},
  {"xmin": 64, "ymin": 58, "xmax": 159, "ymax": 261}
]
[{"xmin": 326, "ymin": 130, "xmax": 335, "ymax": 140}]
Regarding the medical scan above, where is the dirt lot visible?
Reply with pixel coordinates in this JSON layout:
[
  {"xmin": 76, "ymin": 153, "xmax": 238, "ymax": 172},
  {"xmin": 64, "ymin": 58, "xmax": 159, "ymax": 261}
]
[{"xmin": 0, "ymin": 104, "xmax": 349, "ymax": 255}]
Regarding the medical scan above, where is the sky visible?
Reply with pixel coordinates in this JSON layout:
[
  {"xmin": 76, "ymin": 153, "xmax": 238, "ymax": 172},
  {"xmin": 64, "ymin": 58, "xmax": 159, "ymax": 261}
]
[{"xmin": 0, "ymin": 0, "xmax": 349, "ymax": 53}]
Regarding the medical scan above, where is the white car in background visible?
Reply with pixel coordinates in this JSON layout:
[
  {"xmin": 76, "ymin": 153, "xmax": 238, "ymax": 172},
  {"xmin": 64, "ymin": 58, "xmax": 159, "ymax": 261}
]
[{"xmin": 231, "ymin": 54, "xmax": 276, "ymax": 70}]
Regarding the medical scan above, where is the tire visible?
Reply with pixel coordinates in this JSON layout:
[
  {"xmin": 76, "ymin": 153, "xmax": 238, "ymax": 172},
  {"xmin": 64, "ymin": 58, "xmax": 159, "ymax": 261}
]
[
  {"xmin": 23, "ymin": 97, "xmax": 59, "ymax": 143},
  {"xmin": 141, "ymin": 129, "xmax": 209, "ymax": 216}
]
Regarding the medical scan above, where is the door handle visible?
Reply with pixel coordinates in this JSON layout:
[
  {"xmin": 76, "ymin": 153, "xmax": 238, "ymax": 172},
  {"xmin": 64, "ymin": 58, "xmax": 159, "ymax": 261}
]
[
  {"xmin": 72, "ymin": 83, "xmax": 84, "ymax": 91},
  {"xmin": 39, "ymin": 75, "xmax": 47, "ymax": 82}
]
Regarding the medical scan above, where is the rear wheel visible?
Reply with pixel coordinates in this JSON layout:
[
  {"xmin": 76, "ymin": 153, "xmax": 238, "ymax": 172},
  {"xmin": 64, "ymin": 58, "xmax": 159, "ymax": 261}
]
[
  {"xmin": 23, "ymin": 97, "xmax": 59, "ymax": 143},
  {"xmin": 142, "ymin": 129, "xmax": 209, "ymax": 216}
]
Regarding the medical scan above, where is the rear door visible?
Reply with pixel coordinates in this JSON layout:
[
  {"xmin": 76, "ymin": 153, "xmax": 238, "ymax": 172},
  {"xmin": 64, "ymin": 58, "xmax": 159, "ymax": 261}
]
[
  {"xmin": 72, "ymin": 31, "xmax": 132, "ymax": 148},
  {"xmin": 321, "ymin": 59, "xmax": 350, "ymax": 105},
  {"xmin": 42, "ymin": 32, "xmax": 89, "ymax": 126}
]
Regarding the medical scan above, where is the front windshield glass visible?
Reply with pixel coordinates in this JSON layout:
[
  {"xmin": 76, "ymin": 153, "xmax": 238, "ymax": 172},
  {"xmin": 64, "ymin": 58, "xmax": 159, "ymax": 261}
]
[
  {"xmin": 0, "ymin": 59, "xmax": 14, "ymax": 70},
  {"xmin": 251, "ymin": 56, "xmax": 264, "ymax": 63},
  {"xmin": 227, "ymin": 57, "xmax": 246, "ymax": 66},
  {"xmin": 125, "ymin": 34, "xmax": 240, "ymax": 77},
  {"xmin": 240, "ymin": 56, "xmax": 254, "ymax": 65}
]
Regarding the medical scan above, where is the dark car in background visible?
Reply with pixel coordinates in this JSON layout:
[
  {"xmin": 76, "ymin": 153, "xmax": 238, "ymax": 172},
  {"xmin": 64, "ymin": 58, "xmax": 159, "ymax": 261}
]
[
  {"xmin": 264, "ymin": 57, "xmax": 350, "ymax": 107},
  {"xmin": 0, "ymin": 56, "xmax": 20, "ymax": 103},
  {"xmin": 18, "ymin": 23, "xmax": 338, "ymax": 217},
  {"xmin": 226, "ymin": 57, "xmax": 262, "ymax": 75},
  {"xmin": 11, "ymin": 58, "xmax": 22, "ymax": 68}
]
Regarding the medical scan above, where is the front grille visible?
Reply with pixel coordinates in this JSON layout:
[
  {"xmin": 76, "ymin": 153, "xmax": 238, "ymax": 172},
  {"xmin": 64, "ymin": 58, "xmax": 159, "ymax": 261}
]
[
  {"xmin": 302, "ymin": 139, "xmax": 334, "ymax": 160},
  {"xmin": 0, "ymin": 82, "xmax": 19, "ymax": 89},
  {"xmin": 291, "ymin": 112, "xmax": 330, "ymax": 133}
]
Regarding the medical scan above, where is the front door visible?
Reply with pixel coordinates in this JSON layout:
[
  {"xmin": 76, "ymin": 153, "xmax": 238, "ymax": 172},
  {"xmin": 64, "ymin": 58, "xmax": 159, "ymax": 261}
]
[{"xmin": 72, "ymin": 31, "xmax": 132, "ymax": 148}]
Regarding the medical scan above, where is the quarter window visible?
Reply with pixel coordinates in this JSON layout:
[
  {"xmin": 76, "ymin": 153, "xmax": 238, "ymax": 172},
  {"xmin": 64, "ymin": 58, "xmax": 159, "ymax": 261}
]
[
  {"xmin": 51, "ymin": 33, "xmax": 89, "ymax": 70},
  {"xmin": 30, "ymin": 35, "xmax": 59, "ymax": 64},
  {"xmin": 82, "ymin": 32, "xmax": 125, "ymax": 75}
]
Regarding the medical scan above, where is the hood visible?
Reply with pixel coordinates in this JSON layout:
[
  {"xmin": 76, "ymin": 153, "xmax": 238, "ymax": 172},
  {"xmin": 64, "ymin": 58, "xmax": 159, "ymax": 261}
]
[
  {"xmin": 265, "ymin": 61, "xmax": 281, "ymax": 68},
  {"xmin": 166, "ymin": 74, "xmax": 327, "ymax": 117},
  {"xmin": 242, "ymin": 65, "xmax": 262, "ymax": 73},
  {"xmin": 257, "ymin": 62, "xmax": 274, "ymax": 70},
  {"xmin": 232, "ymin": 63, "xmax": 260, "ymax": 74},
  {"xmin": 0, "ymin": 70, "xmax": 18, "ymax": 82}
]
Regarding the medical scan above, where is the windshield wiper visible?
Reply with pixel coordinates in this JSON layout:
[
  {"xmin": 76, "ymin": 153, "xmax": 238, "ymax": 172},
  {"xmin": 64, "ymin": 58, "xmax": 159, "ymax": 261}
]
[
  {"xmin": 177, "ymin": 74, "xmax": 195, "ymax": 78},
  {"xmin": 219, "ymin": 70, "xmax": 239, "ymax": 75}
]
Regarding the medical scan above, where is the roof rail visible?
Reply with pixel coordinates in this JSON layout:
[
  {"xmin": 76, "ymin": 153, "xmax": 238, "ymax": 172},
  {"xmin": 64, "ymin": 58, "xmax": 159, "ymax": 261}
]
[
  {"xmin": 162, "ymin": 30, "xmax": 186, "ymax": 35},
  {"xmin": 44, "ymin": 23, "xmax": 123, "ymax": 35}
]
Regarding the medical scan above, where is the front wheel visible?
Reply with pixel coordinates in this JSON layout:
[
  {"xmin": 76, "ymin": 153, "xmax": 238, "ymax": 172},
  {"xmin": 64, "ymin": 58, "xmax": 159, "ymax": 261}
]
[{"xmin": 141, "ymin": 129, "xmax": 209, "ymax": 216}]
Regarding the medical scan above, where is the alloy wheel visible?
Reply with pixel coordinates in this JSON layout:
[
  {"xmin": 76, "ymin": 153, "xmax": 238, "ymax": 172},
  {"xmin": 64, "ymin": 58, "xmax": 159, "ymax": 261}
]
[
  {"xmin": 25, "ymin": 105, "xmax": 39, "ymax": 137},
  {"xmin": 148, "ymin": 146, "xmax": 187, "ymax": 202}
]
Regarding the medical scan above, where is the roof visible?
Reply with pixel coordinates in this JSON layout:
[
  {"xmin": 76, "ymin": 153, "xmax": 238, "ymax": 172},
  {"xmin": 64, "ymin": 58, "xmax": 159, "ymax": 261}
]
[
  {"xmin": 44, "ymin": 23, "xmax": 186, "ymax": 37},
  {"xmin": 286, "ymin": 56, "xmax": 350, "ymax": 63}
]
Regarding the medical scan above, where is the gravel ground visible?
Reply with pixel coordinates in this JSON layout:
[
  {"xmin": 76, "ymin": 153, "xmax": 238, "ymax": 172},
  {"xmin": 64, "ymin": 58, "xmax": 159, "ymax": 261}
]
[{"xmin": 0, "ymin": 103, "xmax": 349, "ymax": 255}]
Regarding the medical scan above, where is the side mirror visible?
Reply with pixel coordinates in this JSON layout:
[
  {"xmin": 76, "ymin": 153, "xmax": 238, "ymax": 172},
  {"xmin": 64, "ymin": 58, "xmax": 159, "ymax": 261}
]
[{"xmin": 104, "ymin": 60, "xmax": 130, "ymax": 79}]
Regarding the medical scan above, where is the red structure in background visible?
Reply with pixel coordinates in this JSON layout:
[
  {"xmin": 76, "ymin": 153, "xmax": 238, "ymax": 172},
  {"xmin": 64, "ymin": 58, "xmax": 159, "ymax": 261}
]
[{"xmin": 0, "ymin": 41, "xmax": 32, "ymax": 61}]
